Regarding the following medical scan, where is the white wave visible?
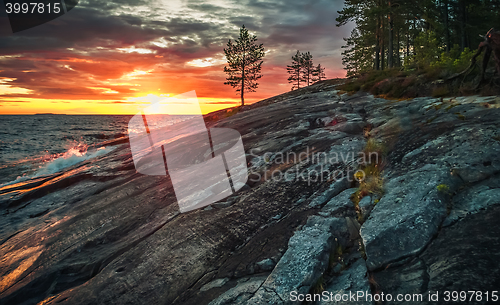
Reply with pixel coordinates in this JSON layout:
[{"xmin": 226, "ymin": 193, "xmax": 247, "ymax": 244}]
[
  {"xmin": 36, "ymin": 146, "xmax": 115, "ymax": 177},
  {"xmin": 0, "ymin": 146, "xmax": 115, "ymax": 188}
]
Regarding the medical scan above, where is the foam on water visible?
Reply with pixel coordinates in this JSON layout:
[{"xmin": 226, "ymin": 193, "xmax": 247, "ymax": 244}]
[
  {"xmin": 1, "ymin": 143, "xmax": 115, "ymax": 187},
  {"xmin": 36, "ymin": 145, "xmax": 114, "ymax": 176}
]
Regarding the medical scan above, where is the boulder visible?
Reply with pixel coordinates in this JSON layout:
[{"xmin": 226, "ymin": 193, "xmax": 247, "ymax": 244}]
[
  {"xmin": 244, "ymin": 216, "xmax": 351, "ymax": 304},
  {"xmin": 360, "ymin": 164, "xmax": 459, "ymax": 271}
]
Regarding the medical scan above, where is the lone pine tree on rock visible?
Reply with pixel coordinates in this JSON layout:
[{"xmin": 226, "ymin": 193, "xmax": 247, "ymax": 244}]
[{"xmin": 223, "ymin": 25, "xmax": 265, "ymax": 106}]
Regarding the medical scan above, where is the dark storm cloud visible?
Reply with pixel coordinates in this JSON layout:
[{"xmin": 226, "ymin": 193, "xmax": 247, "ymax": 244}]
[
  {"xmin": 118, "ymin": 15, "xmax": 144, "ymax": 26},
  {"xmin": 1, "ymin": 0, "xmax": 350, "ymax": 62},
  {"xmin": 240, "ymin": 0, "xmax": 351, "ymax": 46},
  {"xmin": 0, "ymin": 0, "xmax": 353, "ymax": 105},
  {"xmin": 0, "ymin": 8, "xmax": 170, "ymax": 54},
  {"xmin": 185, "ymin": 3, "xmax": 225, "ymax": 13},
  {"xmin": 228, "ymin": 16, "xmax": 257, "ymax": 29},
  {"xmin": 150, "ymin": 17, "xmax": 218, "ymax": 37}
]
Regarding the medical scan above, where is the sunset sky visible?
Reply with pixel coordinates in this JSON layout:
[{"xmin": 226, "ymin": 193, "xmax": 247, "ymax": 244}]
[{"xmin": 0, "ymin": 0, "xmax": 353, "ymax": 115}]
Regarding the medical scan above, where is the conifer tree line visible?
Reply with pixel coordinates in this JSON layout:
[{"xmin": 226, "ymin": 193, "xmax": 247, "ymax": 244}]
[
  {"xmin": 336, "ymin": 0, "xmax": 500, "ymax": 76},
  {"xmin": 286, "ymin": 51, "xmax": 326, "ymax": 90}
]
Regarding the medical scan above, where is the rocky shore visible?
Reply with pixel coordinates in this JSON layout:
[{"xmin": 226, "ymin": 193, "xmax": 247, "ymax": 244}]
[{"xmin": 1, "ymin": 81, "xmax": 499, "ymax": 304}]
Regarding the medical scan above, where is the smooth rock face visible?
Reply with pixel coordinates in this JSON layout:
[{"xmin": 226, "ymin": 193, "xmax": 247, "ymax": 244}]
[
  {"xmin": 247, "ymin": 216, "xmax": 340, "ymax": 304},
  {"xmin": 317, "ymin": 259, "xmax": 372, "ymax": 305},
  {"xmin": 309, "ymin": 178, "xmax": 350, "ymax": 208},
  {"xmin": 1, "ymin": 81, "xmax": 500, "ymax": 305},
  {"xmin": 255, "ymin": 258, "xmax": 276, "ymax": 272},
  {"xmin": 360, "ymin": 164, "xmax": 455, "ymax": 271},
  {"xmin": 207, "ymin": 276, "xmax": 268, "ymax": 305},
  {"xmin": 0, "ymin": 82, "xmax": 367, "ymax": 305},
  {"xmin": 361, "ymin": 94, "xmax": 500, "ymax": 304},
  {"xmin": 201, "ymin": 278, "xmax": 230, "ymax": 292},
  {"xmin": 421, "ymin": 205, "xmax": 500, "ymax": 300},
  {"xmin": 374, "ymin": 205, "xmax": 500, "ymax": 305},
  {"xmin": 320, "ymin": 188, "xmax": 358, "ymax": 217},
  {"xmin": 372, "ymin": 259, "xmax": 428, "ymax": 303},
  {"xmin": 210, "ymin": 186, "xmax": 358, "ymax": 305},
  {"xmin": 443, "ymin": 176, "xmax": 500, "ymax": 227}
]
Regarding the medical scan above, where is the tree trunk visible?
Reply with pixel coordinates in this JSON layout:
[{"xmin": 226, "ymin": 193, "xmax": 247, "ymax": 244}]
[
  {"xmin": 459, "ymin": 0, "xmax": 467, "ymax": 51},
  {"xmin": 297, "ymin": 70, "xmax": 300, "ymax": 89},
  {"xmin": 241, "ymin": 68, "xmax": 245, "ymax": 106},
  {"xmin": 381, "ymin": 19, "xmax": 385, "ymax": 70},
  {"xmin": 406, "ymin": 19, "xmax": 410, "ymax": 61},
  {"xmin": 406, "ymin": 30, "xmax": 409, "ymax": 59},
  {"xmin": 388, "ymin": 0, "xmax": 394, "ymax": 68},
  {"xmin": 396, "ymin": 26, "xmax": 400, "ymax": 67},
  {"xmin": 375, "ymin": 15, "xmax": 381, "ymax": 70},
  {"xmin": 443, "ymin": 0, "xmax": 450, "ymax": 52}
]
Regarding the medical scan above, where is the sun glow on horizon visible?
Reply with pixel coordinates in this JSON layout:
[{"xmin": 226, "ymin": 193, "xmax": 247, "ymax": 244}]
[{"xmin": 0, "ymin": 93, "xmax": 242, "ymax": 115}]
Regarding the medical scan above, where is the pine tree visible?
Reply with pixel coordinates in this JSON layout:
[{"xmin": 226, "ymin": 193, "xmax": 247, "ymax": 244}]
[
  {"xmin": 336, "ymin": 0, "xmax": 380, "ymax": 76},
  {"xmin": 223, "ymin": 25, "xmax": 265, "ymax": 106},
  {"xmin": 300, "ymin": 51, "xmax": 314, "ymax": 86},
  {"xmin": 286, "ymin": 50, "xmax": 303, "ymax": 90},
  {"xmin": 336, "ymin": 0, "xmax": 500, "ymax": 75},
  {"xmin": 312, "ymin": 64, "xmax": 326, "ymax": 83}
]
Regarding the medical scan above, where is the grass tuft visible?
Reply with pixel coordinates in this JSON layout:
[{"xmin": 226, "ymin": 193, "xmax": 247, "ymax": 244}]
[
  {"xmin": 309, "ymin": 276, "xmax": 325, "ymax": 294},
  {"xmin": 454, "ymin": 112, "xmax": 466, "ymax": 120},
  {"xmin": 351, "ymin": 138, "xmax": 386, "ymax": 223},
  {"xmin": 436, "ymin": 184, "xmax": 451, "ymax": 195}
]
